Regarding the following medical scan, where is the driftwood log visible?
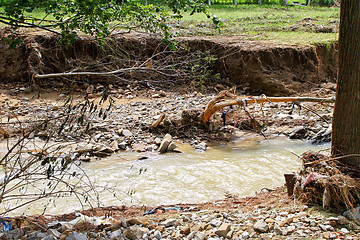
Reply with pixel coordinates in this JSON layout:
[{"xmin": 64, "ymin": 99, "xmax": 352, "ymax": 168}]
[{"xmin": 200, "ymin": 89, "xmax": 335, "ymax": 126}]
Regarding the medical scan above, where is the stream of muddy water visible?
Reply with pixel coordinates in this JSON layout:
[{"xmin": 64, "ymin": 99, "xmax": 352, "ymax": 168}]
[{"xmin": 0, "ymin": 136, "xmax": 330, "ymax": 216}]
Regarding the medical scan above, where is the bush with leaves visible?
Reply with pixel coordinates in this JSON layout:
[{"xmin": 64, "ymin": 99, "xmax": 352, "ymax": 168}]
[{"xmin": 0, "ymin": 0, "xmax": 221, "ymax": 48}]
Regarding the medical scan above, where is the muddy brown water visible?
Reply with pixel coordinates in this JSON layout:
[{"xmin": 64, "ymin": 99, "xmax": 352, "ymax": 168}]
[{"xmin": 0, "ymin": 137, "xmax": 329, "ymax": 216}]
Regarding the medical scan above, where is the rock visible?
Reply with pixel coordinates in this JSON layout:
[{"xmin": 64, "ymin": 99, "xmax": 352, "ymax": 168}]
[
  {"xmin": 5, "ymin": 228, "xmax": 23, "ymax": 240},
  {"xmin": 195, "ymin": 232, "xmax": 206, "ymax": 240},
  {"xmin": 120, "ymin": 217, "xmax": 127, "ymax": 228},
  {"xmin": 210, "ymin": 219, "xmax": 222, "ymax": 227},
  {"xmin": 47, "ymin": 229, "xmax": 61, "ymax": 238},
  {"xmin": 110, "ymin": 140, "xmax": 119, "ymax": 152},
  {"xmin": 110, "ymin": 229, "xmax": 122, "ymax": 239},
  {"xmin": 122, "ymin": 129, "xmax": 133, "ymax": 137},
  {"xmin": 241, "ymin": 231, "xmax": 250, "ymax": 239},
  {"xmin": 153, "ymin": 230, "xmax": 162, "ymax": 240},
  {"xmin": 289, "ymin": 126, "xmax": 308, "ymax": 139},
  {"xmin": 322, "ymin": 232, "xmax": 331, "ymax": 239},
  {"xmin": 133, "ymin": 143, "xmax": 147, "ymax": 152},
  {"xmin": 158, "ymin": 134, "xmax": 172, "ymax": 153},
  {"xmin": 180, "ymin": 225, "xmax": 191, "ymax": 235},
  {"xmin": 127, "ymin": 218, "xmax": 143, "ymax": 226},
  {"xmin": 215, "ymin": 223, "xmax": 231, "ymax": 237},
  {"xmin": 160, "ymin": 218, "xmax": 178, "ymax": 227},
  {"xmin": 254, "ymin": 220, "xmax": 269, "ymax": 233},
  {"xmin": 65, "ymin": 232, "xmax": 88, "ymax": 240},
  {"xmin": 151, "ymin": 94, "xmax": 161, "ymax": 98},
  {"xmin": 339, "ymin": 227, "xmax": 349, "ymax": 235},
  {"xmin": 124, "ymin": 226, "xmax": 148, "ymax": 240},
  {"xmin": 283, "ymin": 225, "xmax": 296, "ymax": 235},
  {"xmin": 119, "ymin": 141, "xmax": 127, "ymax": 150},
  {"xmin": 154, "ymin": 137, "xmax": 162, "ymax": 146},
  {"xmin": 319, "ymin": 224, "xmax": 333, "ymax": 231},
  {"xmin": 43, "ymin": 236, "xmax": 57, "ymax": 240},
  {"xmin": 274, "ymin": 224, "xmax": 282, "ymax": 235},
  {"xmin": 194, "ymin": 141, "xmax": 207, "ymax": 151},
  {"xmin": 167, "ymin": 142, "xmax": 177, "ymax": 152},
  {"xmin": 311, "ymin": 124, "xmax": 332, "ymax": 144},
  {"xmin": 337, "ymin": 215, "xmax": 349, "ymax": 225}
]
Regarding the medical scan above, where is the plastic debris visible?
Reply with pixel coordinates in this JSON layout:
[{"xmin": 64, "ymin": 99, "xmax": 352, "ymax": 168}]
[{"xmin": 0, "ymin": 217, "xmax": 12, "ymax": 232}]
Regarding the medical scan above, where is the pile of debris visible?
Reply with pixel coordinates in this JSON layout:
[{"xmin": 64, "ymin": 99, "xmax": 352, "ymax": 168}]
[{"xmin": 294, "ymin": 152, "xmax": 360, "ymax": 215}]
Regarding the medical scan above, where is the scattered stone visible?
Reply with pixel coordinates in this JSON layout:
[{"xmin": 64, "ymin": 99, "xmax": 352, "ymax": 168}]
[
  {"xmin": 241, "ymin": 231, "xmax": 250, "ymax": 239},
  {"xmin": 254, "ymin": 220, "xmax": 269, "ymax": 233},
  {"xmin": 65, "ymin": 232, "xmax": 88, "ymax": 240},
  {"xmin": 289, "ymin": 126, "xmax": 307, "ymax": 139},
  {"xmin": 337, "ymin": 215, "xmax": 349, "ymax": 225},
  {"xmin": 215, "ymin": 223, "xmax": 231, "ymax": 237},
  {"xmin": 160, "ymin": 218, "xmax": 178, "ymax": 227},
  {"xmin": 119, "ymin": 141, "xmax": 127, "ymax": 150},
  {"xmin": 122, "ymin": 129, "xmax": 133, "ymax": 137},
  {"xmin": 110, "ymin": 140, "xmax": 119, "ymax": 152},
  {"xmin": 110, "ymin": 229, "xmax": 122, "ymax": 239},
  {"xmin": 180, "ymin": 225, "xmax": 191, "ymax": 235},
  {"xmin": 194, "ymin": 141, "xmax": 207, "ymax": 151},
  {"xmin": 154, "ymin": 137, "xmax": 162, "ymax": 146},
  {"xmin": 127, "ymin": 218, "xmax": 143, "ymax": 226},
  {"xmin": 151, "ymin": 94, "xmax": 161, "ymax": 98},
  {"xmin": 167, "ymin": 142, "xmax": 177, "ymax": 152},
  {"xmin": 158, "ymin": 134, "xmax": 172, "ymax": 153},
  {"xmin": 153, "ymin": 230, "xmax": 162, "ymax": 239}
]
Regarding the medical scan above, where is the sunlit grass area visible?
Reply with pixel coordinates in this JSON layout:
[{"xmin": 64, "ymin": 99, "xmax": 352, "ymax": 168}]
[
  {"xmin": 0, "ymin": 4, "xmax": 339, "ymax": 45},
  {"xmin": 172, "ymin": 5, "xmax": 339, "ymax": 45}
]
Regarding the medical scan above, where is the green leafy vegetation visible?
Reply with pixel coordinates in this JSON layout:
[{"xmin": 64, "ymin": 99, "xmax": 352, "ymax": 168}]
[{"xmin": 0, "ymin": 0, "xmax": 220, "ymax": 46}]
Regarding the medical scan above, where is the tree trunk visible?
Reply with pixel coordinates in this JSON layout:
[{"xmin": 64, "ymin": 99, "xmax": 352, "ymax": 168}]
[
  {"xmin": 306, "ymin": 0, "xmax": 311, "ymax": 6},
  {"xmin": 284, "ymin": 0, "xmax": 288, "ymax": 5},
  {"xmin": 258, "ymin": 0, "xmax": 261, "ymax": 6},
  {"xmin": 332, "ymin": 0, "xmax": 360, "ymax": 167},
  {"xmin": 234, "ymin": 0, "xmax": 238, "ymax": 5},
  {"xmin": 208, "ymin": 0, "xmax": 212, "ymax": 6}
]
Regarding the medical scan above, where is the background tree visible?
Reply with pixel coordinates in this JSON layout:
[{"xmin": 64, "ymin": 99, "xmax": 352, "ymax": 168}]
[
  {"xmin": 331, "ymin": 0, "xmax": 360, "ymax": 167},
  {"xmin": 0, "ymin": 0, "xmax": 220, "ymax": 45}
]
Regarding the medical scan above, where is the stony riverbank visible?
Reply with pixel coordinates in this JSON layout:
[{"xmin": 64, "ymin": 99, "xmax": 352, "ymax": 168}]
[{"xmin": 1, "ymin": 188, "xmax": 360, "ymax": 240}]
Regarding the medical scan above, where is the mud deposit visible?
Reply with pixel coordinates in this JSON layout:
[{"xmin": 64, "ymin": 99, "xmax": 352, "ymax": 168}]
[{"xmin": 0, "ymin": 30, "xmax": 337, "ymax": 97}]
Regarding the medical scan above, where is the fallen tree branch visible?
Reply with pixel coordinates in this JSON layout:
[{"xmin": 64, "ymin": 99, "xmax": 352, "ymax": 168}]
[
  {"xmin": 33, "ymin": 66, "xmax": 175, "ymax": 79},
  {"xmin": 201, "ymin": 89, "xmax": 335, "ymax": 126}
]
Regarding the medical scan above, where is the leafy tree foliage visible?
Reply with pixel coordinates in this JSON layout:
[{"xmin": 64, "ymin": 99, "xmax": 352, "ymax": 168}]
[{"xmin": 0, "ymin": 0, "xmax": 220, "ymax": 45}]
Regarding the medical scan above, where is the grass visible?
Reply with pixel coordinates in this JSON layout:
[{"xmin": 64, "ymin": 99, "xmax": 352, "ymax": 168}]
[
  {"xmin": 172, "ymin": 5, "xmax": 339, "ymax": 45},
  {"xmin": 0, "ymin": 4, "xmax": 339, "ymax": 46}
]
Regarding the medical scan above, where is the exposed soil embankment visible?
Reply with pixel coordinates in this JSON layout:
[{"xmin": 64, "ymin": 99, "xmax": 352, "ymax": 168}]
[
  {"xmin": 0, "ymin": 29, "xmax": 337, "ymax": 96},
  {"xmin": 183, "ymin": 37, "xmax": 338, "ymax": 96}
]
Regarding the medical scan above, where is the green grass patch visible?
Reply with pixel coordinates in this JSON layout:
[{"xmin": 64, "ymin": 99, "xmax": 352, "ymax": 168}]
[
  {"xmin": 0, "ymin": 4, "xmax": 339, "ymax": 46},
  {"xmin": 173, "ymin": 5, "xmax": 339, "ymax": 45}
]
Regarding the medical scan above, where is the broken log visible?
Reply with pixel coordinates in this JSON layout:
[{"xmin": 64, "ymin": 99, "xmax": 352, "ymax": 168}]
[{"xmin": 201, "ymin": 89, "xmax": 335, "ymax": 126}]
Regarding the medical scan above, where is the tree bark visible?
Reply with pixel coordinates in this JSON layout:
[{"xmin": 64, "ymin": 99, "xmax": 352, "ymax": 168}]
[
  {"xmin": 284, "ymin": 0, "xmax": 288, "ymax": 5},
  {"xmin": 332, "ymin": 0, "xmax": 360, "ymax": 167},
  {"xmin": 258, "ymin": 0, "xmax": 261, "ymax": 6},
  {"xmin": 306, "ymin": 0, "xmax": 311, "ymax": 6}
]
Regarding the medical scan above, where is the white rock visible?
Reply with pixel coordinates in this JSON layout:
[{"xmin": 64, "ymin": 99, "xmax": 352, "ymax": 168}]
[{"xmin": 158, "ymin": 134, "xmax": 172, "ymax": 153}]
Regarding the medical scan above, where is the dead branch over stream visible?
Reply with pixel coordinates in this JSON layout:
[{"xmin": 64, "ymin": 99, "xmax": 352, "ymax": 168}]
[{"xmin": 201, "ymin": 89, "xmax": 335, "ymax": 126}]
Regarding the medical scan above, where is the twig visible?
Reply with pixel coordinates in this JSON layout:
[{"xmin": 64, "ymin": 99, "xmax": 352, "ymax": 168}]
[{"xmin": 304, "ymin": 154, "xmax": 360, "ymax": 166}]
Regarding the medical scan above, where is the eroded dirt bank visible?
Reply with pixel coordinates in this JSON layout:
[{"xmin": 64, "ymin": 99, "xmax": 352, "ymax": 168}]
[{"xmin": 0, "ymin": 30, "xmax": 337, "ymax": 97}]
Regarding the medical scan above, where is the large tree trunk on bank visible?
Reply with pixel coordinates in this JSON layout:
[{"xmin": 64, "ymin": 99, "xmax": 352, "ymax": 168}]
[{"xmin": 332, "ymin": 0, "xmax": 360, "ymax": 167}]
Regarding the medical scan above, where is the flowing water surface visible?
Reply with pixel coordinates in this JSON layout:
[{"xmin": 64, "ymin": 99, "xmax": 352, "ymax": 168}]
[{"xmin": 0, "ymin": 137, "xmax": 329, "ymax": 215}]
